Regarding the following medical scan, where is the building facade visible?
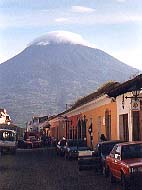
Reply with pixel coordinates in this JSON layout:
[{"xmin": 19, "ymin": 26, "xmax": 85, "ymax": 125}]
[{"xmin": 49, "ymin": 74, "xmax": 142, "ymax": 147}]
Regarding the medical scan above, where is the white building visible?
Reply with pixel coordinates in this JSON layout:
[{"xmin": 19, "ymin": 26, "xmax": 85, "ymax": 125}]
[
  {"xmin": 108, "ymin": 74, "xmax": 142, "ymax": 141},
  {"xmin": 0, "ymin": 108, "xmax": 11, "ymax": 124},
  {"xmin": 27, "ymin": 116, "xmax": 49, "ymax": 133}
]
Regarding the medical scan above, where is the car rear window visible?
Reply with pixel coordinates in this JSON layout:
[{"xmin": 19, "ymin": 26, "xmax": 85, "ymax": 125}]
[{"xmin": 122, "ymin": 144, "xmax": 142, "ymax": 159}]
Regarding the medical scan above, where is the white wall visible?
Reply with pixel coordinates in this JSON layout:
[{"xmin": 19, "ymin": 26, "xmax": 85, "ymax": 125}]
[
  {"xmin": 0, "ymin": 109, "xmax": 11, "ymax": 124},
  {"xmin": 116, "ymin": 92, "xmax": 132, "ymax": 141}
]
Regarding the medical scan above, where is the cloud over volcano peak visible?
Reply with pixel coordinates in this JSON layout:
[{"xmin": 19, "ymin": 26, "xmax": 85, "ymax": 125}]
[{"xmin": 29, "ymin": 31, "xmax": 91, "ymax": 47}]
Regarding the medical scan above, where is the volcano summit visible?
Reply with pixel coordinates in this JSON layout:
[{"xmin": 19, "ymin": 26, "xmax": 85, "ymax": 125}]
[{"xmin": 0, "ymin": 31, "xmax": 138, "ymax": 126}]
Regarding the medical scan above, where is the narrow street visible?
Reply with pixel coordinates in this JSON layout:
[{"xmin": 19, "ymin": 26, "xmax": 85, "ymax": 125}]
[{"xmin": 0, "ymin": 147, "xmax": 131, "ymax": 190}]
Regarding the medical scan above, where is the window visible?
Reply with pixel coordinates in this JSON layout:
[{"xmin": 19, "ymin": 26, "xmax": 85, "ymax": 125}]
[
  {"xmin": 114, "ymin": 145, "xmax": 121, "ymax": 160},
  {"xmin": 122, "ymin": 144, "xmax": 142, "ymax": 159}
]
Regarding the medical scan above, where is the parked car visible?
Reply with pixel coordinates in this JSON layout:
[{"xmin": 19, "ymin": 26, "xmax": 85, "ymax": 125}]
[
  {"xmin": 78, "ymin": 140, "xmax": 124, "ymax": 172},
  {"xmin": 56, "ymin": 139, "xmax": 67, "ymax": 156},
  {"xmin": 78, "ymin": 149, "xmax": 94, "ymax": 170},
  {"xmin": 64, "ymin": 139, "xmax": 89, "ymax": 160},
  {"xmin": 0, "ymin": 129, "xmax": 17, "ymax": 154},
  {"xmin": 18, "ymin": 136, "xmax": 42, "ymax": 149},
  {"xmin": 30, "ymin": 137, "xmax": 42, "ymax": 148},
  {"xmin": 106, "ymin": 141, "xmax": 142, "ymax": 190},
  {"xmin": 18, "ymin": 139, "xmax": 33, "ymax": 149}
]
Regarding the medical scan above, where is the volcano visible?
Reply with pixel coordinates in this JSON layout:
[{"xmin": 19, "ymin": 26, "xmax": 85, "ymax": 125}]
[{"xmin": 0, "ymin": 31, "xmax": 138, "ymax": 126}]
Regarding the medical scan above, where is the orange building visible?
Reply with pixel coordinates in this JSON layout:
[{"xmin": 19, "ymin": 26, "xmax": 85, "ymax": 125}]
[
  {"xmin": 49, "ymin": 82, "xmax": 119, "ymax": 147},
  {"xmin": 83, "ymin": 95, "xmax": 117, "ymax": 147},
  {"xmin": 49, "ymin": 75, "xmax": 142, "ymax": 148}
]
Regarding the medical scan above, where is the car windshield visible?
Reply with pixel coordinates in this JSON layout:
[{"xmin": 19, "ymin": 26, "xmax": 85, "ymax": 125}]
[
  {"xmin": 67, "ymin": 140, "xmax": 86, "ymax": 147},
  {"xmin": 77, "ymin": 141, "xmax": 87, "ymax": 147},
  {"xmin": 67, "ymin": 141, "xmax": 78, "ymax": 147},
  {"xmin": 101, "ymin": 143, "xmax": 117, "ymax": 156},
  {"xmin": 122, "ymin": 144, "xmax": 142, "ymax": 159}
]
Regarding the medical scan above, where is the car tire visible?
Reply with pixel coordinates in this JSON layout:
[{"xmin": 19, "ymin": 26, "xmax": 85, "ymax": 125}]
[
  {"xmin": 109, "ymin": 170, "xmax": 116, "ymax": 183},
  {"xmin": 121, "ymin": 173, "xmax": 129, "ymax": 190}
]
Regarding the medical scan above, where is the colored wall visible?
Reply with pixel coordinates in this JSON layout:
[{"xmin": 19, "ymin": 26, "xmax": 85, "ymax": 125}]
[{"xmin": 84, "ymin": 101, "xmax": 117, "ymax": 147}]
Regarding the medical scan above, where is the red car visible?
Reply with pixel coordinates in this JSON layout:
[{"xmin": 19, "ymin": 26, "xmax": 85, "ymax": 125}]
[{"xmin": 106, "ymin": 141, "xmax": 142, "ymax": 190}]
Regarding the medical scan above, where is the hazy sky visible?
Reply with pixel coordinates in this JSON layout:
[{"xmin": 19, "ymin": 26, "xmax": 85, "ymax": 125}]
[{"xmin": 0, "ymin": 0, "xmax": 142, "ymax": 69}]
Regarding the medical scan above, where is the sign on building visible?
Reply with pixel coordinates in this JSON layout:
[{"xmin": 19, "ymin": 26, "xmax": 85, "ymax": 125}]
[{"xmin": 131, "ymin": 99, "xmax": 140, "ymax": 111}]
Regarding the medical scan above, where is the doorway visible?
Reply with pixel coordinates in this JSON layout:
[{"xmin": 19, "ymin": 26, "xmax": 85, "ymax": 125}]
[
  {"xmin": 132, "ymin": 111, "xmax": 140, "ymax": 141},
  {"xmin": 119, "ymin": 114, "xmax": 129, "ymax": 141}
]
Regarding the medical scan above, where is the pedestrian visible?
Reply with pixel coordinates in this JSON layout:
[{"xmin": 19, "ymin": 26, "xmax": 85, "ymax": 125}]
[{"xmin": 100, "ymin": 134, "xmax": 107, "ymax": 141}]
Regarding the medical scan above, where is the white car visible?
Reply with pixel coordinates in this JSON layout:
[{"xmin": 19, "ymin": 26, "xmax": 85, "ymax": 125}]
[
  {"xmin": 0, "ymin": 129, "xmax": 17, "ymax": 154},
  {"xmin": 78, "ymin": 149, "xmax": 94, "ymax": 171}
]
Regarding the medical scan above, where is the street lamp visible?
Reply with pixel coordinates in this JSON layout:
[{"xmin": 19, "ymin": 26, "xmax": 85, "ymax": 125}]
[
  {"xmin": 125, "ymin": 88, "xmax": 142, "ymax": 101},
  {"xmin": 131, "ymin": 89, "xmax": 141, "ymax": 100},
  {"xmin": 125, "ymin": 88, "xmax": 142, "ymax": 111}
]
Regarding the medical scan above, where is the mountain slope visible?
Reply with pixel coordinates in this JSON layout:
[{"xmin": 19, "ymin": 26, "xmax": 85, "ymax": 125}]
[{"xmin": 0, "ymin": 43, "xmax": 138, "ymax": 126}]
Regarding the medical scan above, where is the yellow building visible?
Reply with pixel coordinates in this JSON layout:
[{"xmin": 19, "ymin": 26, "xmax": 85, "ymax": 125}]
[
  {"xmin": 63, "ymin": 81, "xmax": 119, "ymax": 147},
  {"xmin": 83, "ymin": 95, "xmax": 117, "ymax": 147},
  {"xmin": 49, "ymin": 75, "xmax": 142, "ymax": 148}
]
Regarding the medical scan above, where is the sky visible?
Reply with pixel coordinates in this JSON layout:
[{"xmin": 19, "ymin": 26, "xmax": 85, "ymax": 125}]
[{"xmin": 0, "ymin": 0, "xmax": 142, "ymax": 70}]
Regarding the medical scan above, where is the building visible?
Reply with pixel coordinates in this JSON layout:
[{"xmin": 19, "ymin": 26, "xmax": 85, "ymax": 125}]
[
  {"xmin": 108, "ymin": 74, "xmax": 142, "ymax": 141},
  {"xmin": 0, "ymin": 108, "xmax": 11, "ymax": 124},
  {"xmin": 0, "ymin": 108, "xmax": 24, "ymax": 138},
  {"xmin": 49, "ymin": 74, "xmax": 142, "ymax": 147},
  {"xmin": 49, "ymin": 81, "xmax": 119, "ymax": 147},
  {"xmin": 27, "ymin": 115, "xmax": 50, "ymax": 135}
]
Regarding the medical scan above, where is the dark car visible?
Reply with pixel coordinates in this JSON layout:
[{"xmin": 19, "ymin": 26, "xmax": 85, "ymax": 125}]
[
  {"xmin": 18, "ymin": 139, "xmax": 33, "ymax": 149},
  {"xmin": 31, "ymin": 138, "xmax": 42, "ymax": 148},
  {"xmin": 64, "ymin": 139, "xmax": 89, "ymax": 160},
  {"xmin": 56, "ymin": 139, "xmax": 67, "ymax": 156},
  {"xmin": 78, "ymin": 140, "xmax": 124, "ymax": 172},
  {"xmin": 18, "ymin": 136, "xmax": 42, "ymax": 149}
]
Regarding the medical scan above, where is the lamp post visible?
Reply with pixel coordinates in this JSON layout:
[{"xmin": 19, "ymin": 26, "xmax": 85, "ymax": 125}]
[{"xmin": 125, "ymin": 88, "xmax": 142, "ymax": 100}]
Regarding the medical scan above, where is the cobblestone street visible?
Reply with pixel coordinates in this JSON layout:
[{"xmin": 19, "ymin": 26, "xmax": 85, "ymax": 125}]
[{"xmin": 0, "ymin": 148, "xmax": 140, "ymax": 190}]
